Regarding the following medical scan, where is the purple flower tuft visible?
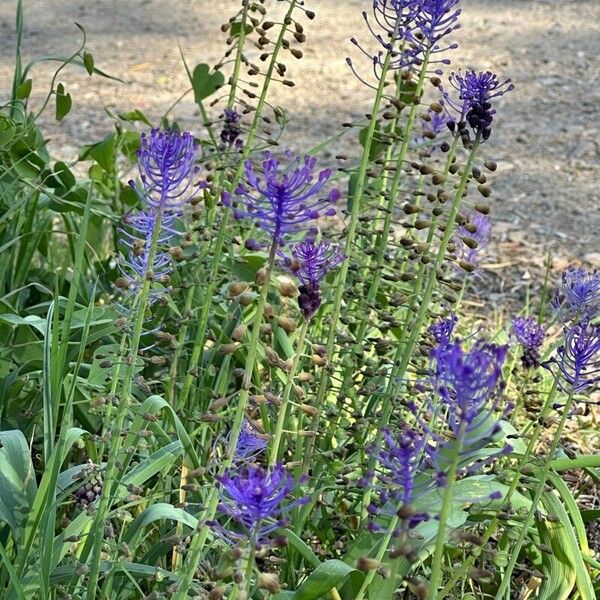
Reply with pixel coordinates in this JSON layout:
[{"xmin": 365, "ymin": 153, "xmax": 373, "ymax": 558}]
[
  {"xmin": 132, "ymin": 129, "xmax": 199, "ymax": 209},
  {"xmin": 234, "ymin": 421, "xmax": 269, "ymax": 462},
  {"xmin": 220, "ymin": 107, "xmax": 242, "ymax": 148},
  {"xmin": 231, "ymin": 152, "xmax": 340, "ymax": 244},
  {"xmin": 213, "ymin": 464, "xmax": 309, "ymax": 545},
  {"xmin": 551, "ymin": 266, "xmax": 600, "ymax": 323},
  {"xmin": 543, "ymin": 320, "xmax": 600, "ymax": 393},
  {"xmin": 443, "ymin": 70, "xmax": 513, "ymax": 143},
  {"xmin": 428, "ymin": 314, "xmax": 457, "ymax": 345},
  {"xmin": 278, "ymin": 240, "xmax": 346, "ymax": 319},
  {"xmin": 430, "ymin": 338, "xmax": 508, "ymax": 446},
  {"xmin": 512, "ymin": 316, "xmax": 546, "ymax": 369}
]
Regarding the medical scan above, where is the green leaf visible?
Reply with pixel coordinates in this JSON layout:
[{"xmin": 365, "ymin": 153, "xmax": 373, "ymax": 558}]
[
  {"xmin": 192, "ymin": 63, "xmax": 225, "ymax": 103},
  {"xmin": 79, "ymin": 133, "xmax": 116, "ymax": 171},
  {"xmin": 55, "ymin": 83, "xmax": 72, "ymax": 121},
  {"xmin": 83, "ymin": 51, "xmax": 94, "ymax": 75},
  {"xmin": 291, "ymin": 560, "xmax": 363, "ymax": 600},
  {"xmin": 118, "ymin": 109, "xmax": 151, "ymax": 127},
  {"xmin": 15, "ymin": 79, "xmax": 32, "ymax": 100},
  {"xmin": 230, "ymin": 22, "xmax": 253, "ymax": 37},
  {"xmin": 123, "ymin": 503, "xmax": 199, "ymax": 550},
  {"xmin": 283, "ymin": 528, "xmax": 321, "ymax": 568},
  {"xmin": 543, "ymin": 478, "xmax": 595, "ymax": 600},
  {"xmin": 0, "ymin": 313, "xmax": 46, "ymax": 335},
  {"xmin": 536, "ymin": 492, "xmax": 580, "ymax": 600}
]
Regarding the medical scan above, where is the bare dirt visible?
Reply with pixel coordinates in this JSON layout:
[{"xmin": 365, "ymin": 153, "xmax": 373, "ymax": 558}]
[{"xmin": 0, "ymin": 0, "xmax": 599, "ymax": 279}]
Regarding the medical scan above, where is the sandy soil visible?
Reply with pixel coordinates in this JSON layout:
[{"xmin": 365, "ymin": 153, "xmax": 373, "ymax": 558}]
[{"xmin": 0, "ymin": 0, "xmax": 598, "ymax": 269}]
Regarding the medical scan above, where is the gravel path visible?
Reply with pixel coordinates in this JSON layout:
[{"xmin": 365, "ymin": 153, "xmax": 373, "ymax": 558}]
[{"xmin": 0, "ymin": 0, "xmax": 598, "ymax": 265}]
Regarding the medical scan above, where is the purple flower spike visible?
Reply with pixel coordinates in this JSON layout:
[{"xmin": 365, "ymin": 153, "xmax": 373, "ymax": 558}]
[
  {"xmin": 214, "ymin": 464, "xmax": 309, "ymax": 545},
  {"xmin": 512, "ymin": 316, "xmax": 546, "ymax": 369},
  {"xmin": 428, "ymin": 314, "xmax": 457, "ymax": 345},
  {"xmin": 430, "ymin": 339, "xmax": 508, "ymax": 446},
  {"xmin": 220, "ymin": 107, "xmax": 242, "ymax": 148},
  {"xmin": 443, "ymin": 70, "xmax": 513, "ymax": 142},
  {"xmin": 118, "ymin": 210, "xmax": 176, "ymax": 302},
  {"xmin": 454, "ymin": 211, "xmax": 492, "ymax": 269},
  {"xmin": 232, "ymin": 152, "xmax": 340, "ymax": 244},
  {"xmin": 278, "ymin": 240, "xmax": 346, "ymax": 319},
  {"xmin": 132, "ymin": 129, "xmax": 199, "ymax": 209},
  {"xmin": 543, "ymin": 320, "xmax": 600, "ymax": 393},
  {"xmin": 552, "ymin": 266, "xmax": 600, "ymax": 323},
  {"xmin": 366, "ymin": 424, "xmax": 435, "ymax": 534},
  {"xmin": 234, "ymin": 421, "xmax": 269, "ymax": 462}
]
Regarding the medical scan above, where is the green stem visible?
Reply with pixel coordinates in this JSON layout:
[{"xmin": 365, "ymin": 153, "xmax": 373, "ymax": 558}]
[
  {"xmin": 354, "ymin": 515, "xmax": 400, "ymax": 600},
  {"xmin": 85, "ymin": 209, "xmax": 165, "ymax": 598},
  {"xmin": 269, "ymin": 319, "xmax": 309, "ymax": 466},
  {"xmin": 437, "ymin": 381, "xmax": 559, "ymax": 599},
  {"xmin": 427, "ymin": 430, "xmax": 465, "ymax": 597},
  {"xmin": 177, "ymin": 1, "xmax": 297, "ymax": 412},
  {"xmin": 494, "ymin": 389, "xmax": 576, "ymax": 599},
  {"xmin": 301, "ymin": 45, "xmax": 394, "ymax": 471}
]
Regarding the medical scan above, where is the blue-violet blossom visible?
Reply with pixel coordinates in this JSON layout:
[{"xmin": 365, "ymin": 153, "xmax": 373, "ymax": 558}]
[
  {"xmin": 443, "ymin": 70, "xmax": 513, "ymax": 142},
  {"xmin": 223, "ymin": 152, "xmax": 340, "ymax": 245},
  {"xmin": 551, "ymin": 266, "xmax": 600, "ymax": 323},
  {"xmin": 213, "ymin": 464, "xmax": 308, "ymax": 546},
  {"xmin": 543, "ymin": 320, "xmax": 600, "ymax": 393},
  {"xmin": 278, "ymin": 240, "xmax": 346, "ymax": 319},
  {"xmin": 512, "ymin": 316, "xmax": 546, "ymax": 369}
]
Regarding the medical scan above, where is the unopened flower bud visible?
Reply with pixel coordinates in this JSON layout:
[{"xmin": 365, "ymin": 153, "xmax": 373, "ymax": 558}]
[
  {"xmin": 257, "ymin": 573, "xmax": 280, "ymax": 594},
  {"xmin": 232, "ymin": 324, "xmax": 247, "ymax": 342},
  {"xmin": 255, "ymin": 268, "xmax": 268, "ymax": 285},
  {"xmin": 229, "ymin": 281, "xmax": 251, "ymax": 297}
]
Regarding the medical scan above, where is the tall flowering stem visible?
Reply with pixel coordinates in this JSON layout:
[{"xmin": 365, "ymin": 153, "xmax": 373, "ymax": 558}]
[
  {"xmin": 268, "ymin": 239, "xmax": 346, "ymax": 464},
  {"xmin": 300, "ymin": 25, "xmax": 405, "ymax": 470},
  {"xmin": 493, "ymin": 389, "xmax": 575, "ymax": 600},
  {"xmin": 175, "ymin": 0, "xmax": 299, "ymax": 413},
  {"xmin": 86, "ymin": 204, "xmax": 165, "ymax": 599}
]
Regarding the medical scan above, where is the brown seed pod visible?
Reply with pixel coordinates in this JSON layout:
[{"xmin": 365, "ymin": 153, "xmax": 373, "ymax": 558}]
[
  {"xmin": 239, "ymin": 292, "xmax": 254, "ymax": 306},
  {"xmin": 257, "ymin": 573, "xmax": 280, "ymax": 594},
  {"xmin": 232, "ymin": 324, "xmax": 247, "ymax": 342},
  {"xmin": 357, "ymin": 557, "xmax": 380, "ymax": 572},
  {"xmin": 228, "ymin": 281, "xmax": 251, "ymax": 297},
  {"xmin": 219, "ymin": 343, "xmax": 238, "ymax": 355},
  {"xmin": 484, "ymin": 160, "xmax": 497, "ymax": 171},
  {"xmin": 478, "ymin": 184, "xmax": 492, "ymax": 197},
  {"xmin": 277, "ymin": 316, "xmax": 297, "ymax": 334}
]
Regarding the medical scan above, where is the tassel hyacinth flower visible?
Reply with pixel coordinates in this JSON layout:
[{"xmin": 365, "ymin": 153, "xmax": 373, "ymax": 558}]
[
  {"xmin": 212, "ymin": 464, "xmax": 309, "ymax": 546},
  {"xmin": 551, "ymin": 266, "xmax": 600, "ymax": 323},
  {"xmin": 223, "ymin": 152, "xmax": 340, "ymax": 245},
  {"xmin": 278, "ymin": 240, "xmax": 346, "ymax": 320},
  {"xmin": 443, "ymin": 70, "xmax": 514, "ymax": 143},
  {"xmin": 512, "ymin": 316, "xmax": 546, "ymax": 369},
  {"xmin": 543, "ymin": 320, "xmax": 600, "ymax": 393}
]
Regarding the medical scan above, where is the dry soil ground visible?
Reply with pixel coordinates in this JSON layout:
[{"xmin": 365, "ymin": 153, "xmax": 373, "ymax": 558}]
[{"xmin": 0, "ymin": 0, "xmax": 599, "ymax": 282}]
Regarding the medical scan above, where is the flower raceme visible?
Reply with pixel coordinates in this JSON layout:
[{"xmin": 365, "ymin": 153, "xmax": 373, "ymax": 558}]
[
  {"xmin": 443, "ymin": 70, "xmax": 514, "ymax": 143},
  {"xmin": 552, "ymin": 266, "xmax": 600, "ymax": 323},
  {"xmin": 512, "ymin": 316, "xmax": 546, "ymax": 369},
  {"xmin": 130, "ymin": 128, "xmax": 200, "ymax": 209},
  {"xmin": 349, "ymin": 0, "xmax": 460, "ymax": 83},
  {"xmin": 543, "ymin": 320, "xmax": 600, "ymax": 393},
  {"xmin": 223, "ymin": 152, "xmax": 340, "ymax": 245},
  {"xmin": 430, "ymin": 338, "xmax": 509, "ymax": 448},
  {"xmin": 278, "ymin": 240, "xmax": 346, "ymax": 319},
  {"xmin": 118, "ymin": 129, "xmax": 199, "ymax": 304},
  {"xmin": 212, "ymin": 464, "xmax": 309, "ymax": 546}
]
